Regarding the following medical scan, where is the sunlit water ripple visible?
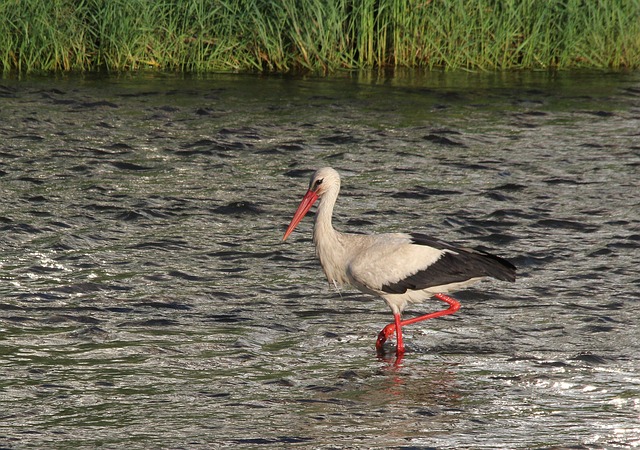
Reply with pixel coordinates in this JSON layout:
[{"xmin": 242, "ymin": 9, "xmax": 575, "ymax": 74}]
[{"xmin": 0, "ymin": 71, "xmax": 639, "ymax": 448}]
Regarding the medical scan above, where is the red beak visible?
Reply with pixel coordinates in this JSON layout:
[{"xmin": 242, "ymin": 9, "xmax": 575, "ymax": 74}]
[{"xmin": 282, "ymin": 189, "xmax": 319, "ymax": 241}]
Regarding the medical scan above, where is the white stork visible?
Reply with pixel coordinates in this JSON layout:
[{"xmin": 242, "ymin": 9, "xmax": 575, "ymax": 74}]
[{"xmin": 282, "ymin": 167, "xmax": 516, "ymax": 359}]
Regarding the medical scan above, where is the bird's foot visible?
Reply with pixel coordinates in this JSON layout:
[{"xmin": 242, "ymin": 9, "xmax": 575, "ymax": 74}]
[
  {"xmin": 376, "ymin": 325, "xmax": 405, "ymax": 368},
  {"xmin": 376, "ymin": 313, "xmax": 405, "ymax": 358},
  {"xmin": 376, "ymin": 323, "xmax": 396, "ymax": 351}
]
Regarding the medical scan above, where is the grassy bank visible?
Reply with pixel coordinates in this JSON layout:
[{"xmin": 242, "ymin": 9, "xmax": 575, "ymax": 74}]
[{"xmin": 1, "ymin": 0, "xmax": 640, "ymax": 74}]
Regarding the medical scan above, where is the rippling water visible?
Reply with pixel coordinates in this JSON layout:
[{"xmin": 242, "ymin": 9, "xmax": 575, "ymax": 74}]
[{"xmin": 1, "ymin": 71, "xmax": 639, "ymax": 448}]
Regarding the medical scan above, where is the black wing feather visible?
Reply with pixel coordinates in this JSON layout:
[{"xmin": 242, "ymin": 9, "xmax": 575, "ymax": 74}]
[{"xmin": 381, "ymin": 233, "xmax": 516, "ymax": 294}]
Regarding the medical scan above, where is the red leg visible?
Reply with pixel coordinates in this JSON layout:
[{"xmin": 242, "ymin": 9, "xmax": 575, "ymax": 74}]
[
  {"xmin": 399, "ymin": 293, "xmax": 460, "ymax": 327},
  {"xmin": 394, "ymin": 313, "xmax": 404, "ymax": 354},
  {"xmin": 376, "ymin": 293, "xmax": 461, "ymax": 354}
]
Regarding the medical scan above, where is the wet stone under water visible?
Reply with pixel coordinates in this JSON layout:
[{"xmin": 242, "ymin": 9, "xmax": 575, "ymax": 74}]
[{"xmin": 0, "ymin": 71, "xmax": 639, "ymax": 448}]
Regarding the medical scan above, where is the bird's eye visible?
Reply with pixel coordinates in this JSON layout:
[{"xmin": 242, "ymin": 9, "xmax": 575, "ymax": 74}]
[{"xmin": 313, "ymin": 179, "xmax": 323, "ymax": 190}]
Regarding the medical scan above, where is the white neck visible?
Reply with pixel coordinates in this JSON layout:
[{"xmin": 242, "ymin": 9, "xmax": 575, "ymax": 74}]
[{"xmin": 312, "ymin": 185, "xmax": 348, "ymax": 285}]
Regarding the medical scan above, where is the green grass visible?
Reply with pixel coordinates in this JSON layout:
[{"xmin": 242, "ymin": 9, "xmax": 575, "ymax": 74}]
[{"xmin": 1, "ymin": 0, "xmax": 639, "ymax": 74}]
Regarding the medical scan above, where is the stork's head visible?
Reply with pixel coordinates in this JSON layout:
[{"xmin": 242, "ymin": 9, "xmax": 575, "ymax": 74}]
[
  {"xmin": 282, "ymin": 167, "xmax": 341, "ymax": 241},
  {"xmin": 307, "ymin": 167, "xmax": 340, "ymax": 198}
]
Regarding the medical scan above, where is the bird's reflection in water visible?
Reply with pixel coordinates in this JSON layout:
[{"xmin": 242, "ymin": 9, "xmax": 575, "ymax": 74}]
[
  {"xmin": 307, "ymin": 355, "xmax": 462, "ymax": 410},
  {"xmin": 377, "ymin": 345, "xmax": 405, "ymax": 367},
  {"xmin": 294, "ymin": 361, "xmax": 462, "ymax": 446}
]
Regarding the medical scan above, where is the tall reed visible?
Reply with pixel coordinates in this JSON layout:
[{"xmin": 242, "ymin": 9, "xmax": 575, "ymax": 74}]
[{"xmin": 1, "ymin": 0, "xmax": 639, "ymax": 74}]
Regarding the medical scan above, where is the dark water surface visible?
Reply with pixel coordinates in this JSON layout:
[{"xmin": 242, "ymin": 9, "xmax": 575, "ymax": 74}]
[{"xmin": 1, "ymin": 71, "xmax": 639, "ymax": 448}]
